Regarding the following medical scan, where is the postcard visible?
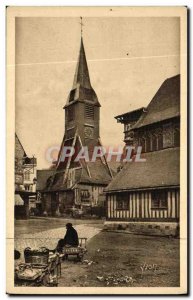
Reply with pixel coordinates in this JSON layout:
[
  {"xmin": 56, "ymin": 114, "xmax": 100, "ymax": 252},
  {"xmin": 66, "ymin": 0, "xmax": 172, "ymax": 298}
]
[{"xmin": 6, "ymin": 6, "xmax": 187, "ymax": 295}]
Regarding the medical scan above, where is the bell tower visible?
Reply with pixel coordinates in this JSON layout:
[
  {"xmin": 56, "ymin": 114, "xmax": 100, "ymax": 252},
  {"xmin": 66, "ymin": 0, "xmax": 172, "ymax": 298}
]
[{"xmin": 63, "ymin": 37, "xmax": 101, "ymax": 149}]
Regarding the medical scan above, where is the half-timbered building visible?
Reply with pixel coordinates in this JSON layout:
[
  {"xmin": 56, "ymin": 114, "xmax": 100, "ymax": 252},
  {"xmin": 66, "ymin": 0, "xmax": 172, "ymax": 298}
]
[
  {"xmin": 15, "ymin": 134, "xmax": 37, "ymax": 219},
  {"xmin": 105, "ymin": 74, "xmax": 180, "ymax": 236}
]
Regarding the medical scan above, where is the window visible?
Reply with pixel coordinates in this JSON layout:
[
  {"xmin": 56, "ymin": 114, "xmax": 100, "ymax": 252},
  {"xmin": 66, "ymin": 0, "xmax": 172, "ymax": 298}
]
[
  {"xmin": 69, "ymin": 89, "xmax": 76, "ymax": 102},
  {"xmin": 157, "ymin": 134, "xmax": 163, "ymax": 150},
  {"xmin": 141, "ymin": 138, "xmax": 146, "ymax": 153},
  {"xmin": 151, "ymin": 190, "xmax": 168, "ymax": 209},
  {"xmin": 24, "ymin": 172, "xmax": 30, "ymax": 180},
  {"xmin": 81, "ymin": 189, "xmax": 90, "ymax": 202},
  {"xmin": 146, "ymin": 135, "xmax": 151, "ymax": 152},
  {"xmin": 85, "ymin": 104, "xmax": 94, "ymax": 119},
  {"xmin": 116, "ymin": 193, "xmax": 130, "ymax": 210},
  {"xmin": 67, "ymin": 106, "xmax": 74, "ymax": 122},
  {"xmin": 81, "ymin": 189, "xmax": 90, "ymax": 203},
  {"xmin": 151, "ymin": 134, "xmax": 157, "ymax": 151},
  {"xmin": 174, "ymin": 127, "xmax": 180, "ymax": 147},
  {"xmin": 163, "ymin": 123, "xmax": 173, "ymax": 148}
]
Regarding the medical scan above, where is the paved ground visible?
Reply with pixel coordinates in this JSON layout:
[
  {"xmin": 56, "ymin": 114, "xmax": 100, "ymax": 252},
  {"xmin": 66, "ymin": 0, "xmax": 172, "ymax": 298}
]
[
  {"xmin": 15, "ymin": 217, "xmax": 103, "ymax": 261},
  {"xmin": 14, "ymin": 218, "xmax": 180, "ymax": 287},
  {"xmin": 15, "ymin": 217, "xmax": 103, "ymax": 237}
]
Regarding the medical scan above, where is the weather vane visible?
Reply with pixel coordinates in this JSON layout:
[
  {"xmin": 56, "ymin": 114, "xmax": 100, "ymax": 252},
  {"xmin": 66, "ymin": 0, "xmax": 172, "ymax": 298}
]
[{"xmin": 80, "ymin": 16, "xmax": 84, "ymax": 36}]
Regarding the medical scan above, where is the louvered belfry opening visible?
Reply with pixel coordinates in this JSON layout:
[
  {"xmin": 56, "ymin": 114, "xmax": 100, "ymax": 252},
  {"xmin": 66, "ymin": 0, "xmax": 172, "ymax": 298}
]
[{"xmin": 85, "ymin": 103, "xmax": 94, "ymax": 119}]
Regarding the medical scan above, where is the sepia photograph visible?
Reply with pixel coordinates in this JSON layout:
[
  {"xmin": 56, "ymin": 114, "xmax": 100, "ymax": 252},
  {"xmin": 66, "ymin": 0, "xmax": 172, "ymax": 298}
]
[{"xmin": 6, "ymin": 6, "xmax": 187, "ymax": 294}]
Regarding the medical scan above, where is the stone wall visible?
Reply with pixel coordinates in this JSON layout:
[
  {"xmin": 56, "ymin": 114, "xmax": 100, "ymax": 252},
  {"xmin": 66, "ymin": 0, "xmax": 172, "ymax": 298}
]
[{"xmin": 104, "ymin": 221, "xmax": 179, "ymax": 237}]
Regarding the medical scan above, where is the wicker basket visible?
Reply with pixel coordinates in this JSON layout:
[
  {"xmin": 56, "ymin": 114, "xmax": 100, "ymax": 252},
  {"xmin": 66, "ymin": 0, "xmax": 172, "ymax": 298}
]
[{"xmin": 24, "ymin": 247, "xmax": 49, "ymax": 265}]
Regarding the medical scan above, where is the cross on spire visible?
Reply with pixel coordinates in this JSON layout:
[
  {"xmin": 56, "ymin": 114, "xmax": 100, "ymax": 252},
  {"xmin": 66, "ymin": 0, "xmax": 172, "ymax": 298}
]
[{"xmin": 80, "ymin": 16, "xmax": 84, "ymax": 36}]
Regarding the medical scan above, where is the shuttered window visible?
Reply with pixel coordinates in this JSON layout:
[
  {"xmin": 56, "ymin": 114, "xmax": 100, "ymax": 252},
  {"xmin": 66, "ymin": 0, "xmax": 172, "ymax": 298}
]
[{"xmin": 85, "ymin": 104, "xmax": 94, "ymax": 119}]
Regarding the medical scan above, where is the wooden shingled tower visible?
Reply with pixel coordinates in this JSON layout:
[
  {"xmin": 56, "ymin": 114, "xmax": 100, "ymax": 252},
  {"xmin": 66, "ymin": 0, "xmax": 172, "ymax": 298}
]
[
  {"xmin": 55, "ymin": 33, "xmax": 112, "ymax": 183},
  {"xmin": 39, "ymin": 22, "xmax": 117, "ymax": 216}
]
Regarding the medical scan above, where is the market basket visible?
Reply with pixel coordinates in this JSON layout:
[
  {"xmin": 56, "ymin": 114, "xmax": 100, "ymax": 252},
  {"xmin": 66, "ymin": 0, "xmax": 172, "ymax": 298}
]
[{"xmin": 24, "ymin": 247, "xmax": 49, "ymax": 264}]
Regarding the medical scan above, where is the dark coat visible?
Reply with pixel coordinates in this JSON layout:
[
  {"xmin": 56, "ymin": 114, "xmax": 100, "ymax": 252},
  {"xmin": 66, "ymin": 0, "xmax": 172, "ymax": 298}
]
[{"xmin": 64, "ymin": 227, "xmax": 79, "ymax": 247}]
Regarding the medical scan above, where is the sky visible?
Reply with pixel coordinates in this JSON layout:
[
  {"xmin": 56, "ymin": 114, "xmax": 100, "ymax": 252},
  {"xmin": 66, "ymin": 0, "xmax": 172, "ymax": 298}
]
[{"xmin": 15, "ymin": 17, "xmax": 180, "ymax": 169}]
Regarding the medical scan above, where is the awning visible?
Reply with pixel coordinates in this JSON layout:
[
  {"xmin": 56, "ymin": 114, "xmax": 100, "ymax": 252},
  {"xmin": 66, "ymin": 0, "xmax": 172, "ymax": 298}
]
[{"xmin": 15, "ymin": 194, "xmax": 24, "ymax": 206}]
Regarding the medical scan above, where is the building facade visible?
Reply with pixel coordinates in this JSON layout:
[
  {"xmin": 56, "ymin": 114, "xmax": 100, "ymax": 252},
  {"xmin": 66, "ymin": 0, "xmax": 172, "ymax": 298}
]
[
  {"xmin": 15, "ymin": 134, "xmax": 37, "ymax": 218},
  {"xmin": 39, "ymin": 37, "xmax": 113, "ymax": 217},
  {"xmin": 105, "ymin": 75, "xmax": 180, "ymax": 236}
]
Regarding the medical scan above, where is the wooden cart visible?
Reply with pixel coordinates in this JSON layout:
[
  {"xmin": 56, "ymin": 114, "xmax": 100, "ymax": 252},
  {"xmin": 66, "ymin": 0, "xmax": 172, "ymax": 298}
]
[{"xmin": 15, "ymin": 248, "xmax": 64, "ymax": 287}]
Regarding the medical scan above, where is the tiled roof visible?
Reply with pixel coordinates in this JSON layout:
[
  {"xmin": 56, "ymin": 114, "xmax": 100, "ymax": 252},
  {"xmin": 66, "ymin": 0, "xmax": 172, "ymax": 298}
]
[
  {"xmin": 42, "ymin": 159, "xmax": 113, "ymax": 192},
  {"xmin": 79, "ymin": 160, "xmax": 113, "ymax": 185},
  {"xmin": 132, "ymin": 74, "xmax": 180, "ymax": 129},
  {"xmin": 105, "ymin": 147, "xmax": 180, "ymax": 192}
]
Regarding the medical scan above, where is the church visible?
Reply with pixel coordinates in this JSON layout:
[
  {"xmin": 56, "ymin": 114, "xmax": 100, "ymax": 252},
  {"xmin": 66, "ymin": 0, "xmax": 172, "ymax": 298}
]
[{"xmin": 37, "ymin": 37, "xmax": 113, "ymax": 217}]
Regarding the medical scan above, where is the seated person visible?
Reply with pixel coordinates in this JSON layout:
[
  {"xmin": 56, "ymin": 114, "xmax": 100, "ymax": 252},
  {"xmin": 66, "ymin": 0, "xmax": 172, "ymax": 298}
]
[{"xmin": 56, "ymin": 223, "xmax": 79, "ymax": 253}]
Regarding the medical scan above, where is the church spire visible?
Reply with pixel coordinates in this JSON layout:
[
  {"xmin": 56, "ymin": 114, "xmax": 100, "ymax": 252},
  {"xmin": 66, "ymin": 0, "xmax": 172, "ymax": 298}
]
[
  {"xmin": 65, "ymin": 20, "xmax": 100, "ymax": 107},
  {"xmin": 80, "ymin": 16, "xmax": 84, "ymax": 37},
  {"xmin": 72, "ymin": 17, "xmax": 91, "ymax": 89},
  {"xmin": 72, "ymin": 37, "xmax": 92, "ymax": 90}
]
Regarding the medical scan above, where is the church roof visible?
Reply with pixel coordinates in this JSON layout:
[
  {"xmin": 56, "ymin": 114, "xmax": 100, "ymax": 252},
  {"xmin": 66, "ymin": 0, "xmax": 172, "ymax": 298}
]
[
  {"xmin": 105, "ymin": 147, "xmax": 180, "ymax": 192},
  {"xmin": 65, "ymin": 38, "xmax": 100, "ymax": 107},
  {"xmin": 36, "ymin": 169, "xmax": 56, "ymax": 191},
  {"xmin": 43, "ymin": 159, "xmax": 113, "ymax": 192},
  {"xmin": 132, "ymin": 74, "xmax": 180, "ymax": 129},
  {"xmin": 79, "ymin": 160, "xmax": 113, "ymax": 185}
]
